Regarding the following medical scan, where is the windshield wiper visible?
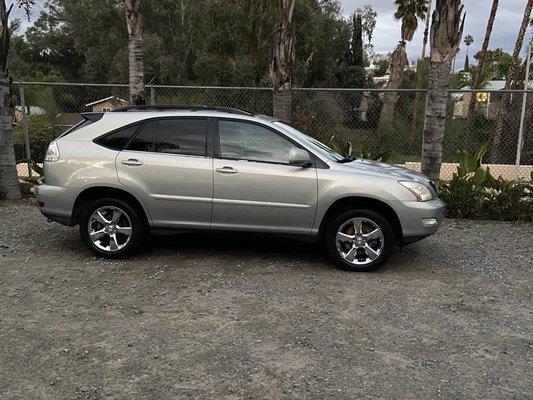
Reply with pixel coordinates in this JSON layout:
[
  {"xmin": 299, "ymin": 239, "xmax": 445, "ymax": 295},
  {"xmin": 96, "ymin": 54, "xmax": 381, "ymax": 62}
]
[{"xmin": 337, "ymin": 156, "xmax": 354, "ymax": 163}]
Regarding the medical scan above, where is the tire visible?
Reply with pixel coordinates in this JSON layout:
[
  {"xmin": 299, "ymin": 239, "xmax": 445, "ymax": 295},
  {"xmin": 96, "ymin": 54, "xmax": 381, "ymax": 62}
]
[
  {"xmin": 324, "ymin": 208, "xmax": 394, "ymax": 272},
  {"xmin": 79, "ymin": 197, "xmax": 146, "ymax": 259}
]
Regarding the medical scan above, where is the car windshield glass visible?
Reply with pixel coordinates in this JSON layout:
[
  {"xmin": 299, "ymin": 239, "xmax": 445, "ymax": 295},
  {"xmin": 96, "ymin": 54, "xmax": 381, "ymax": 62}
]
[{"xmin": 274, "ymin": 122, "xmax": 344, "ymax": 162}]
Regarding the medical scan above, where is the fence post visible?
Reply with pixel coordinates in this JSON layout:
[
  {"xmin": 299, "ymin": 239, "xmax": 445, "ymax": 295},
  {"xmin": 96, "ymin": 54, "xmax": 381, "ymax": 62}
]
[
  {"xmin": 515, "ymin": 43, "xmax": 531, "ymax": 182},
  {"xmin": 19, "ymin": 82, "xmax": 32, "ymax": 178},
  {"xmin": 150, "ymin": 85, "xmax": 155, "ymax": 105}
]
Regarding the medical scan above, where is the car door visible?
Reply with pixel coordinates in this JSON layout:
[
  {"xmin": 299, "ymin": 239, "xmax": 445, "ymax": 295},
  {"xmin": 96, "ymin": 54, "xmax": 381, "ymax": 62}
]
[
  {"xmin": 211, "ymin": 119, "xmax": 318, "ymax": 234},
  {"xmin": 116, "ymin": 117, "xmax": 213, "ymax": 229}
]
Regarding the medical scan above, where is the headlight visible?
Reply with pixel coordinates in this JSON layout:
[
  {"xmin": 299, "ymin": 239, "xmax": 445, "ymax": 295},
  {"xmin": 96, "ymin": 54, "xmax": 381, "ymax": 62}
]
[
  {"xmin": 45, "ymin": 140, "xmax": 60, "ymax": 162},
  {"xmin": 399, "ymin": 180, "xmax": 433, "ymax": 201}
]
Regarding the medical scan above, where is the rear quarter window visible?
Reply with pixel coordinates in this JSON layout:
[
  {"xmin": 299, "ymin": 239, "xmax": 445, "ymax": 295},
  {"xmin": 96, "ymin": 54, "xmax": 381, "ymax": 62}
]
[
  {"xmin": 95, "ymin": 123, "xmax": 142, "ymax": 151},
  {"xmin": 127, "ymin": 121, "xmax": 155, "ymax": 152}
]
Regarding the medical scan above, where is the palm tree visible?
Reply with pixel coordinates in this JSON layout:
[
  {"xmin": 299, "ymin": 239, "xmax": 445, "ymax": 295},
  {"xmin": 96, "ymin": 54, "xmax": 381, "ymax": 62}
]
[
  {"xmin": 411, "ymin": 0, "xmax": 433, "ymax": 132},
  {"xmin": 467, "ymin": 0, "xmax": 499, "ymax": 121},
  {"xmin": 463, "ymin": 34, "xmax": 473, "ymax": 71},
  {"xmin": 271, "ymin": 0, "xmax": 296, "ymax": 123},
  {"xmin": 0, "ymin": 0, "xmax": 34, "ymax": 200},
  {"xmin": 421, "ymin": 0, "xmax": 432, "ymax": 59},
  {"xmin": 124, "ymin": 0, "xmax": 145, "ymax": 105},
  {"xmin": 378, "ymin": 0, "xmax": 428, "ymax": 130},
  {"xmin": 491, "ymin": 0, "xmax": 532, "ymax": 162},
  {"xmin": 421, "ymin": 0, "xmax": 465, "ymax": 185}
]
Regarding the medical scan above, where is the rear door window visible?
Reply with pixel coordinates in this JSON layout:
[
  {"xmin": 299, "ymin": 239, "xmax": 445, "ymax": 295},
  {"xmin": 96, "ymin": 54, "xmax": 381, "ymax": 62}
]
[{"xmin": 155, "ymin": 119, "xmax": 207, "ymax": 156}]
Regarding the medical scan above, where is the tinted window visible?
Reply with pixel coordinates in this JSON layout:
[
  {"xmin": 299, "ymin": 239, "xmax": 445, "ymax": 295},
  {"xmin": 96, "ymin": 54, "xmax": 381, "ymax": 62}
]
[
  {"xmin": 127, "ymin": 120, "xmax": 154, "ymax": 152},
  {"xmin": 155, "ymin": 119, "xmax": 207, "ymax": 156},
  {"xmin": 219, "ymin": 120, "xmax": 294, "ymax": 164},
  {"xmin": 96, "ymin": 123, "xmax": 140, "ymax": 150}
]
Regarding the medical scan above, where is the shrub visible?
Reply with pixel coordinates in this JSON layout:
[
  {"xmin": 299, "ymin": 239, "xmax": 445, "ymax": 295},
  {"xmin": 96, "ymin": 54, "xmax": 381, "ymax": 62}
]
[
  {"xmin": 13, "ymin": 115, "xmax": 63, "ymax": 163},
  {"xmin": 324, "ymin": 135, "xmax": 393, "ymax": 162},
  {"xmin": 440, "ymin": 146, "xmax": 532, "ymax": 221}
]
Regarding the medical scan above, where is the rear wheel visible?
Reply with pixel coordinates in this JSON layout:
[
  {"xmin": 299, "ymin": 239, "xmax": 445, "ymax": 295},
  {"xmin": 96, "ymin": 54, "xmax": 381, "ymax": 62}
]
[
  {"xmin": 325, "ymin": 209, "xmax": 394, "ymax": 271},
  {"xmin": 79, "ymin": 198, "xmax": 146, "ymax": 258}
]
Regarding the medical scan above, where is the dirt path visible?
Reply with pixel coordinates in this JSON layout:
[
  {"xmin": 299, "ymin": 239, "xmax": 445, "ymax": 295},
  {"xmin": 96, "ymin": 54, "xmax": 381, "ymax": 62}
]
[{"xmin": 0, "ymin": 203, "xmax": 532, "ymax": 399}]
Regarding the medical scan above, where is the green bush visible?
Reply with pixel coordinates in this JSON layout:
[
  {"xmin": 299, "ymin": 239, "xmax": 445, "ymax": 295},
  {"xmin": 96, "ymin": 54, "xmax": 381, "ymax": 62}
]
[
  {"xmin": 442, "ymin": 113, "xmax": 494, "ymax": 162},
  {"xmin": 324, "ymin": 134, "xmax": 393, "ymax": 162},
  {"xmin": 440, "ymin": 147, "xmax": 532, "ymax": 221},
  {"xmin": 13, "ymin": 115, "xmax": 63, "ymax": 162}
]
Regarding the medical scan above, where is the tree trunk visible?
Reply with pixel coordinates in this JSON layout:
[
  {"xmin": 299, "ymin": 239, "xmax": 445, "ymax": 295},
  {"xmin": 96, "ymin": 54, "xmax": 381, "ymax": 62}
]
[
  {"xmin": 271, "ymin": 0, "xmax": 295, "ymax": 123},
  {"xmin": 411, "ymin": 0, "xmax": 433, "ymax": 134},
  {"xmin": 0, "ymin": 1, "xmax": 20, "ymax": 199},
  {"xmin": 378, "ymin": 42, "xmax": 408, "ymax": 130},
  {"xmin": 421, "ymin": 0, "xmax": 432, "ymax": 59},
  {"xmin": 421, "ymin": 0, "xmax": 465, "ymax": 185},
  {"xmin": 124, "ymin": 0, "xmax": 145, "ymax": 106},
  {"xmin": 421, "ymin": 61, "xmax": 452, "ymax": 184},
  {"xmin": 490, "ymin": 0, "xmax": 532, "ymax": 162},
  {"xmin": 273, "ymin": 88, "xmax": 292, "ymax": 124},
  {"xmin": 466, "ymin": 0, "xmax": 498, "ymax": 122}
]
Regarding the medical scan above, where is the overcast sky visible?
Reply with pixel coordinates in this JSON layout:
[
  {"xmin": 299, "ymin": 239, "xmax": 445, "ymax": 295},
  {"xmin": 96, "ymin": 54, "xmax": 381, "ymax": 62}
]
[
  {"xmin": 341, "ymin": 0, "xmax": 532, "ymax": 65},
  {"xmin": 11, "ymin": 0, "xmax": 533, "ymax": 66}
]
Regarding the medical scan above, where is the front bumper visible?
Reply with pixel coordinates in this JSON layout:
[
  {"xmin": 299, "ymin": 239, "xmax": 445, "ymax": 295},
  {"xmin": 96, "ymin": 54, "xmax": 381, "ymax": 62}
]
[
  {"xmin": 35, "ymin": 184, "xmax": 80, "ymax": 226},
  {"xmin": 393, "ymin": 198, "xmax": 446, "ymax": 245}
]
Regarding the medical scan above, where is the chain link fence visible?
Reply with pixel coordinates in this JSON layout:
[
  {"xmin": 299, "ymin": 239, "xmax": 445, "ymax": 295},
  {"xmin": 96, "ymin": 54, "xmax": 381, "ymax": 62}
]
[{"xmin": 12, "ymin": 82, "xmax": 532, "ymax": 181}]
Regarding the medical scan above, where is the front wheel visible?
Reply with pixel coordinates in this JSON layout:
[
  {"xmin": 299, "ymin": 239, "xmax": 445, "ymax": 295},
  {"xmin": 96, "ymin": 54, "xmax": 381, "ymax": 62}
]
[
  {"xmin": 324, "ymin": 209, "xmax": 394, "ymax": 271},
  {"xmin": 79, "ymin": 198, "xmax": 146, "ymax": 258}
]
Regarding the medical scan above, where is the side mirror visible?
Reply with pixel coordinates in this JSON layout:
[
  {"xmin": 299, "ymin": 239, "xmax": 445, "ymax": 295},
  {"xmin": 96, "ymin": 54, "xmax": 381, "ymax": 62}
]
[{"xmin": 288, "ymin": 147, "xmax": 312, "ymax": 167}]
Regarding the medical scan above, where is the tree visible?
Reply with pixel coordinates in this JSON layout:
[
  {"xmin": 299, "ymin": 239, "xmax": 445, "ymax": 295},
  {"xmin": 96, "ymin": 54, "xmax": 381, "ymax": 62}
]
[
  {"xmin": 420, "ymin": 0, "xmax": 432, "ymax": 59},
  {"xmin": 338, "ymin": 12, "xmax": 366, "ymax": 124},
  {"xmin": 12, "ymin": 0, "xmax": 352, "ymax": 88},
  {"xmin": 356, "ymin": 3, "xmax": 377, "ymax": 43},
  {"xmin": 378, "ymin": 0, "xmax": 428, "ymax": 130},
  {"xmin": 124, "ymin": 0, "xmax": 145, "ymax": 105},
  {"xmin": 421, "ymin": 0, "xmax": 465, "ymax": 184},
  {"xmin": 1, "ymin": 0, "xmax": 34, "ymax": 200},
  {"xmin": 466, "ymin": 0, "xmax": 498, "ymax": 121},
  {"xmin": 463, "ymin": 34, "xmax": 473, "ymax": 71},
  {"xmin": 271, "ymin": 0, "xmax": 295, "ymax": 123},
  {"xmin": 351, "ymin": 13, "xmax": 363, "ymax": 68},
  {"xmin": 491, "ymin": 0, "xmax": 532, "ymax": 162},
  {"xmin": 473, "ymin": 48, "xmax": 513, "ymax": 80},
  {"xmin": 356, "ymin": 3, "xmax": 377, "ymax": 61},
  {"xmin": 411, "ymin": 0, "xmax": 432, "ymax": 132}
]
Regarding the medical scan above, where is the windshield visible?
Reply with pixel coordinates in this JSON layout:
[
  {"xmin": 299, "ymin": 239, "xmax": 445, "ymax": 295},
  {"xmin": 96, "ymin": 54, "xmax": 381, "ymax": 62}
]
[{"xmin": 274, "ymin": 122, "xmax": 344, "ymax": 162}]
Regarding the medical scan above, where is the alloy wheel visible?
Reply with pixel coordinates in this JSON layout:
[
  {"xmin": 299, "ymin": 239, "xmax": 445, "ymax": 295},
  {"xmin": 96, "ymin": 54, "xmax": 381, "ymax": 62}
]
[
  {"xmin": 87, "ymin": 206, "xmax": 132, "ymax": 252},
  {"xmin": 335, "ymin": 217, "xmax": 384, "ymax": 265}
]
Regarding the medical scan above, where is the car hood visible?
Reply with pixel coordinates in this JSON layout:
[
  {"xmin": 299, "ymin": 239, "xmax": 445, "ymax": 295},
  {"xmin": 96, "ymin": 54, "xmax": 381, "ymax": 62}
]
[{"xmin": 336, "ymin": 158, "xmax": 430, "ymax": 184}]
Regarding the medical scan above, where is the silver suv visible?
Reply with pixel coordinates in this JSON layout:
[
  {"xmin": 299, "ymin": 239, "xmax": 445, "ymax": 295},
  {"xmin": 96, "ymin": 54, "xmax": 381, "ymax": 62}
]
[{"xmin": 36, "ymin": 106, "xmax": 444, "ymax": 271}]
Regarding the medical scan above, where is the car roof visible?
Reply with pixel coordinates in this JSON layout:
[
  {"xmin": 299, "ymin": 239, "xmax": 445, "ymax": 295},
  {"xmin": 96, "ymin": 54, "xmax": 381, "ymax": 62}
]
[{"xmin": 64, "ymin": 108, "xmax": 279, "ymax": 142}]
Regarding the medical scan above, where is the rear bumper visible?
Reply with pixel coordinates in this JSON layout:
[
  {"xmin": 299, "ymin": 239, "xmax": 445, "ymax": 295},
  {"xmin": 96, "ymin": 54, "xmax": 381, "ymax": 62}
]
[
  {"xmin": 35, "ymin": 184, "xmax": 80, "ymax": 226},
  {"xmin": 393, "ymin": 198, "xmax": 446, "ymax": 245}
]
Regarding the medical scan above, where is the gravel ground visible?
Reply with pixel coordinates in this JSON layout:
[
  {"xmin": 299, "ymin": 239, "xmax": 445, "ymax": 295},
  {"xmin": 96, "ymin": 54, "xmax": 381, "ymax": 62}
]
[{"xmin": 0, "ymin": 202, "xmax": 532, "ymax": 400}]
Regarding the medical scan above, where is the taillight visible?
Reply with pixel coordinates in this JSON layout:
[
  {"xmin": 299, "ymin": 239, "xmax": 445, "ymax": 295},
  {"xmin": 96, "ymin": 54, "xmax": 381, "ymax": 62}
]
[{"xmin": 45, "ymin": 140, "xmax": 60, "ymax": 162}]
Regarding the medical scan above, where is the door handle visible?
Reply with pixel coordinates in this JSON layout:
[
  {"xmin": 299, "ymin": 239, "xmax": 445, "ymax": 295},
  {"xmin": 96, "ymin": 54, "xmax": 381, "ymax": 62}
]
[
  {"xmin": 121, "ymin": 158, "xmax": 143, "ymax": 166},
  {"xmin": 216, "ymin": 166, "xmax": 238, "ymax": 174}
]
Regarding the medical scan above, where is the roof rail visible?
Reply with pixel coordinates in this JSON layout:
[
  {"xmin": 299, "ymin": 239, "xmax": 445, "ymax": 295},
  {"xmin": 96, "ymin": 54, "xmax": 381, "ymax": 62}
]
[{"xmin": 110, "ymin": 105, "xmax": 253, "ymax": 116}]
